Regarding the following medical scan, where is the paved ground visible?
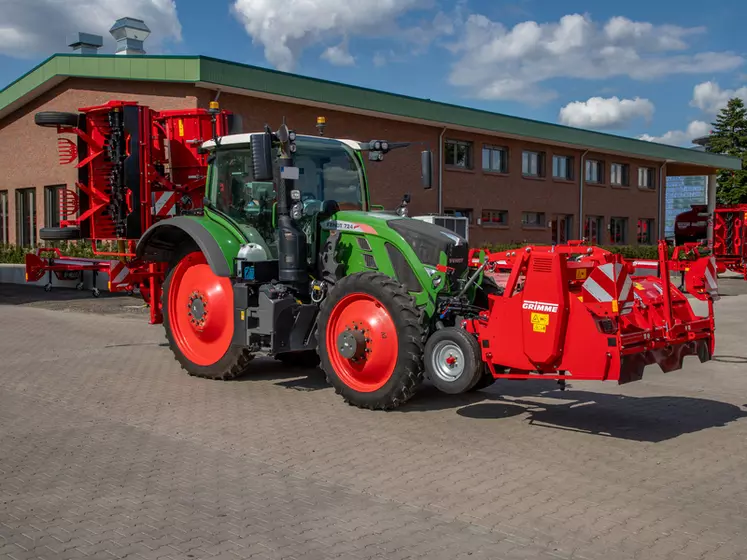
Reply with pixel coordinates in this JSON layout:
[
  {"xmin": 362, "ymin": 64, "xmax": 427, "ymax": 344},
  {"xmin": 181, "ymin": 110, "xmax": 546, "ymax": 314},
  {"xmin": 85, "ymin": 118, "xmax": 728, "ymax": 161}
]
[{"xmin": 1, "ymin": 279, "xmax": 747, "ymax": 560}]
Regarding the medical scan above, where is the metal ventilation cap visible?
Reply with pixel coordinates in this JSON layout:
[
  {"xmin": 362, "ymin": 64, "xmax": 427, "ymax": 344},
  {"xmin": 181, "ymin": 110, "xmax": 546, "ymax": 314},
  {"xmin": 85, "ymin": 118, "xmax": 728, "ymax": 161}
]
[
  {"xmin": 67, "ymin": 32, "xmax": 104, "ymax": 55},
  {"xmin": 109, "ymin": 17, "xmax": 151, "ymax": 55}
]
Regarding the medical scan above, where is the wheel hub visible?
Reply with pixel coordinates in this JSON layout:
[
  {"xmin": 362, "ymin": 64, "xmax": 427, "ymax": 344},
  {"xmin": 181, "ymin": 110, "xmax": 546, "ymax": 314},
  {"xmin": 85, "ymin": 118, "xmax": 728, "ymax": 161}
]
[
  {"xmin": 337, "ymin": 326, "xmax": 368, "ymax": 360},
  {"xmin": 431, "ymin": 341, "xmax": 466, "ymax": 382},
  {"xmin": 187, "ymin": 291, "xmax": 208, "ymax": 328}
]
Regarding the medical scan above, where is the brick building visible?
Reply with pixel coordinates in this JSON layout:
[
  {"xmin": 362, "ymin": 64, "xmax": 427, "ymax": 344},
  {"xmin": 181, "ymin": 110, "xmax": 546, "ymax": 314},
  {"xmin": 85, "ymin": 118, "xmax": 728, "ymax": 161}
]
[{"xmin": 0, "ymin": 54, "xmax": 739, "ymax": 247}]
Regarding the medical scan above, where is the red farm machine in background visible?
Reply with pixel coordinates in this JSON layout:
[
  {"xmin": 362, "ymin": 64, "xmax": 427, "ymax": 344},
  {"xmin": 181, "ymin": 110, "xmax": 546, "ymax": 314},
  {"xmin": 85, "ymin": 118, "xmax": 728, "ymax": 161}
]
[
  {"xmin": 673, "ymin": 203, "xmax": 747, "ymax": 279},
  {"xmin": 25, "ymin": 100, "xmax": 237, "ymax": 322}
]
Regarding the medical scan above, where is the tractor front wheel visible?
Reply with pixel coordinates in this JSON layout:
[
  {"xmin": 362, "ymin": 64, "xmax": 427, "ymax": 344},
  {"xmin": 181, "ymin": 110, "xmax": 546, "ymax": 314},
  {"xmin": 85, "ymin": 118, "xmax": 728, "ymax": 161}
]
[
  {"xmin": 162, "ymin": 250, "xmax": 254, "ymax": 379},
  {"xmin": 318, "ymin": 272, "xmax": 425, "ymax": 410}
]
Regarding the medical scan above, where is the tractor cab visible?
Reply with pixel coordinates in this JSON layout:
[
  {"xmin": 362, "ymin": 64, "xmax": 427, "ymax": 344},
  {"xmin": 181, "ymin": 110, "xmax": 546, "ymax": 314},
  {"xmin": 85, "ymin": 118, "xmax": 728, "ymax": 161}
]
[{"xmin": 202, "ymin": 134, "xmax": 369, "ymax": 264}]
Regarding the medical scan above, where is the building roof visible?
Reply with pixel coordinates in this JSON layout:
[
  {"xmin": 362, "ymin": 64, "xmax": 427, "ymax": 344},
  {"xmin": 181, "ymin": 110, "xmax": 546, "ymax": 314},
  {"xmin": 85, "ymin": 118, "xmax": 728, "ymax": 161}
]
[{"xmin": 0, "ymin": 53, "xmax": 741, "ymax": 171}]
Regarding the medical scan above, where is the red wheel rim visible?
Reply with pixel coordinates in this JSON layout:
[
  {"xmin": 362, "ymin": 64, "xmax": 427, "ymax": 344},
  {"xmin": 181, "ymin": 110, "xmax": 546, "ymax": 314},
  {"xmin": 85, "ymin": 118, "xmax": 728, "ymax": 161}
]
[
  {"xmin": 326, "ymin": 292, "xmax": 399, "ymax": 392},
  {"xmin": 168, "ymin": 252, "xmax": 233, "ymax": 367}
]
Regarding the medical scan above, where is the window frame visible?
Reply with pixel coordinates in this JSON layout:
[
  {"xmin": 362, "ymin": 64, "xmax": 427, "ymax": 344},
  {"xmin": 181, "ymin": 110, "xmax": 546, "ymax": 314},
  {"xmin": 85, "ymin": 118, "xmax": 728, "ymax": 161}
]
[
  {"xmin": 585, "ymin": 159, "xmax": 603, "ymax": 184},
  {"xmin": 15, "ymin": 187, "xmax": 37, "ymax": 247},
  {"xmin": 522, "ymin": 150, "xmax": 545, "ymax": 178},
  {"xmin": 638, "ymin": 166, "xmax": 655, "ymax": 189},
  {"xmin": 444, "ymin": 139, "xmax": 474, "ymax": 169},
  {"xmin": 552, "ymin": 155, "xmax": 574, "ymax": 181},
  {"xmin": 609, "ymin": 216, "xmax": 628, "ymax": 245},
  {"xmin": 44, "ymin": 184, "xmax": 65, "ymax": 229},
  {"xmin": 521, "ymin": 211, "xmax": 546, "ymax": 228},
  {"xmin": 0, "ymin": 190, "xmax": 8, "ymax": 244},
  {"xmin": 610, "ymin": 163, "xmax": 630, "ymax": 187},
  {"xmin": 637, "ymin": 218, "xmax": 656, "ymax": 245},
  {"xmin": 481, "ymin": 208, "xmax": 508, "ymax": 227},
  {"xmin": 482, "ymin": 145, "xmax": 509, "ymax": 174},
  {"xmin": 584, "ymin": 215, "xmax": 604, "ymax": 244}
]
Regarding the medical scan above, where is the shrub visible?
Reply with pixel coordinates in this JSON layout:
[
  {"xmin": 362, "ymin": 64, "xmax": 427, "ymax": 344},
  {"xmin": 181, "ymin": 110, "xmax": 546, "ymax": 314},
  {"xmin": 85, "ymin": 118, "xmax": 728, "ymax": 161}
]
[{"xmin": 0, "ymin": 241, "xmax": 119, "ymax": 264}]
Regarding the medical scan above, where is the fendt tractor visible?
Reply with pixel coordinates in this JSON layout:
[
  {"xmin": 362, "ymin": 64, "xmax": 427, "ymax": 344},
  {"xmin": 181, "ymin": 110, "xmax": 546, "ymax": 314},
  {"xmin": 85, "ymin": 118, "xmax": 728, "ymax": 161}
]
[{"xmin": 30, "ymin": 100, "xmax": 717, "ymax": 411}]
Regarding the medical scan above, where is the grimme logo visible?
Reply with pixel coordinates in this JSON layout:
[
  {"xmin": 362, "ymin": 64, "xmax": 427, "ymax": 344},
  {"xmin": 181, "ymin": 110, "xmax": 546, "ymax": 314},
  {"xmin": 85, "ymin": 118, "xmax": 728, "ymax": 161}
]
[{"xmin": 522, "ymin": 300, "xmax": 559, "ymax": 313}]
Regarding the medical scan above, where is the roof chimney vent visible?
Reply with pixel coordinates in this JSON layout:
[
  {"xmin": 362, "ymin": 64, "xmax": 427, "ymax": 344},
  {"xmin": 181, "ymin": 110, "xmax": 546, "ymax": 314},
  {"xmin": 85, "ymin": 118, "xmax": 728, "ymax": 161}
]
[
  {"xmin": 67, "ymin": 32, "xmax": 104, "ymax": 55},
  {"xmin": 109, "ymin": 17, "xmax": 151, "ymax": 55}
]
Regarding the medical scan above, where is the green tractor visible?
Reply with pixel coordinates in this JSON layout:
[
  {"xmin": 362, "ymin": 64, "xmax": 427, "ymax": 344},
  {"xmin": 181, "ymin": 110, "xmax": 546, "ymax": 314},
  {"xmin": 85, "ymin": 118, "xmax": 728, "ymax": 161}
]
[{"xmin": 136, "ymin": 118, "xmax": 489, "ymax": 409}]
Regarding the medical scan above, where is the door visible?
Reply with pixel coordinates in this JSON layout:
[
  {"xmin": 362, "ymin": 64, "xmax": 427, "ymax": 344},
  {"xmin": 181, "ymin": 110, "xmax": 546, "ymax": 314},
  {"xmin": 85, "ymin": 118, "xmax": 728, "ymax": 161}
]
[{"xmin": 552, "ymin": 214, "xmax": 573, "ymax": 244}]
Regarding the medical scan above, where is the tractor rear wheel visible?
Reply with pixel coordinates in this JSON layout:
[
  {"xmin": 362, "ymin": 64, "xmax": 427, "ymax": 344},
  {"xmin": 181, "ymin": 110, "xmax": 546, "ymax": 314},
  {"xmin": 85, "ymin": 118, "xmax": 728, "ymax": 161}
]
[
  {"xmin": 162, "ymin": 250, "xmax": 254, "ymax": 380},
  {"xmin": 318, "ymin": 272, "xmax": 426, "ymax": 410}
]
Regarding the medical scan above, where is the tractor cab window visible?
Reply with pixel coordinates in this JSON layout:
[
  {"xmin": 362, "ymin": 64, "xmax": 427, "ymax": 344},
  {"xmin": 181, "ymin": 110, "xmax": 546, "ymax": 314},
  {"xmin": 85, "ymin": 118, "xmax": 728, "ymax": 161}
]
[
  {"xmin": 293, "ymin": 137, "xmax": 364, "ymax": 213},
  {"xmin": 211, "ymin": 148, "xmax": 278, "ymax": 253}
]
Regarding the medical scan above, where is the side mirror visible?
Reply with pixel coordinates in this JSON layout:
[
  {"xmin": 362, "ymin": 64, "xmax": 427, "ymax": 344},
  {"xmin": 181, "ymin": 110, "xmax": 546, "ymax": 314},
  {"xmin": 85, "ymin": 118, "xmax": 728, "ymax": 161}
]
[
  {"xmin": 421, "ymin": 150, "xmax": 433, "ymax": 189},
  {"xmin": 250, "ymin": 132, "xmax": 274, "ymax": 181}
]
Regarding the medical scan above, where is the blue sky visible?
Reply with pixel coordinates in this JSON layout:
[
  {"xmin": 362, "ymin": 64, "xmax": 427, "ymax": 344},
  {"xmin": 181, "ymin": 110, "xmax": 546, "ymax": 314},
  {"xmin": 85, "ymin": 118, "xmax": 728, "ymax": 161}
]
[{"xmin": 1, "ymin": 0, "xmax": 745, "ymax": 145}]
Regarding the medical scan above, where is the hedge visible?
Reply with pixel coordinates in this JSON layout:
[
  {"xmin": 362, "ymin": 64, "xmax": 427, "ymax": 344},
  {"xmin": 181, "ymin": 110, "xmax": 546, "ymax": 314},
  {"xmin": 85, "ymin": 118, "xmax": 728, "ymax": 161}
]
[{"xmin": 0, "ymin": 241, "xmax": 119, "ymax": 264}]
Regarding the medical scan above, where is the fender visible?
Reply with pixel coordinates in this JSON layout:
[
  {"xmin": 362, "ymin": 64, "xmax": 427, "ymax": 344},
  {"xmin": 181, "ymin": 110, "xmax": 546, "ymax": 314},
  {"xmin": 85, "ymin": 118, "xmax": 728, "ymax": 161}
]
[{"xmin": 136, "ymin": 216, "xmax": 243, "ymax": 277}]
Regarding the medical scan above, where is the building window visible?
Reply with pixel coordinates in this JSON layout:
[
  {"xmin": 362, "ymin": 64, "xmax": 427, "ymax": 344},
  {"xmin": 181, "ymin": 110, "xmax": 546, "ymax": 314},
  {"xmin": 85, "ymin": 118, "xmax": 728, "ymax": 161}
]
[
  {"xmin": 585, "ymin": 160, "xmax": 603, "ymax": 183},
  {"xmin": 482, "ymin": 145, "xmax": 508, "ymax": 173},
  {"xmin": 481, "ymin": 209, "xmax": 508, "ymax": 226},
  {"xmin": 610, "ymin": 163, "xmax": 630, "ymax": 186},
  {"xmin": 552, "ymin": 214, "xmax": 574, "ymax": 244},
  {"xmin": 552, "ymin": 155, "xmax": 573, "ymax": 180},
  {"xmin": 0, "ymin": 191, "xmax": 8, "ymax": 244},
  {"xmin": 44, "ymin": 185, "xmax": 65, "ymax": 228},
  {"xmin": 522, "ymin": 151, "xmax": 544, "ymax": 177},
  {"xmin": 16, "ymin": 188, "xmax": 37, "ymax": 247},
  {"xmin": 444, "ymin": 139, "xmax": 473, "ymax": 169},
  {"xmin": 638, "ymin": 167, "xmax": 655, "ymax": 189},
  {"xmin": 610, "ymin": 217, "xmax": 628, "ymax": 245},
  {"xmin": 445, "ymin": 207, "xmax": 474, "ymax": 224},
  {"xmin": 584, "ymin": 215, "xmax": 604, "ymax": 244},
  {"xmin": 637, "ymin": 218, "xmax": 655, "ymax": 244},
  {"xmin": 522, "ymin": 211, "xmax": 546, "ymax": 228}
]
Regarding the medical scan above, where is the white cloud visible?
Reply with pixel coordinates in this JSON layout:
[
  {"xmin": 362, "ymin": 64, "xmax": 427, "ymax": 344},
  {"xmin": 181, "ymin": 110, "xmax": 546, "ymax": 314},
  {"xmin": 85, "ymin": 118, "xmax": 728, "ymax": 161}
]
[
  {"xmin": 447, "ymin": 13, "xmax": 743, "ymax": 102},
  {"xmin": 638, "ymin": 120, "xmax": 711, "ymax": 146},
  {"xmin": 691, "ymin": 81, "xmax": 747, "ymax": 114},
  {"xmin": 231, "ymin": 0, "xmax": 425, "ymax": 71},
  {"xmin": 0, "ymin": 0, "xmax": 181, "ymax": 57},
  {"xmin": 373, "ymin": 52, "xmax": 387, "ymax": 67},
  {"xmin": 321, "ymin": 43, "xmax": 355, "ymax": 66},
  {"xmin": 559, "ymin": 96, "xmax": 654, "ymax": 129}
]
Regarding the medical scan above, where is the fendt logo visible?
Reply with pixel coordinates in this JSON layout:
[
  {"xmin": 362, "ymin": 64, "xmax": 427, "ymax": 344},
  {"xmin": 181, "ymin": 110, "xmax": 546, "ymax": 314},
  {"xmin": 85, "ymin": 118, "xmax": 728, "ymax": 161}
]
[{"xmin": 522, "ymin": 300, "xmax": 559, "ymax": 313}]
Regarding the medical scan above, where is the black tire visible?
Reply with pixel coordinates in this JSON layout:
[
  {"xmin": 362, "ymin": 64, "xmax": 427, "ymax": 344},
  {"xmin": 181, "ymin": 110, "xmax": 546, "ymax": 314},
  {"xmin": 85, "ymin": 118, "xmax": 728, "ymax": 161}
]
[
  {"xmin": 424, "ymin": 327, "xmax": 483, "ymax": 394},
  {"xmin": 39, "ymin": 227, "xmax": 82, "ymax": 241},
  {"xmin": 318, "ymin": 271, "xmax": 426, "ymax": 410},
  {"xmin": 468, "ymin": 369, "xmax": 497, "ymax": 392},
  {"xmin": 162, "ymin": 246, "xmax": 254, "ymax": 380},
  {"xmin": 275, "ymin": 350, "xmax": 321, "ymax": 369},
  {"xmin": 34, "ymin": 111, "xmax": 79, "ymax": 128}
]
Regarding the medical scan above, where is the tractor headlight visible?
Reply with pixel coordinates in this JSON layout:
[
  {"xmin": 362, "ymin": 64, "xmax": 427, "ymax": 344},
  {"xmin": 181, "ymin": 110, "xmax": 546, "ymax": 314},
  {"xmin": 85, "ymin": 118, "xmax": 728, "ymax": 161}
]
[{"xmin": 432, "ymin": 275, "xmax": 443, "ymax": 289}]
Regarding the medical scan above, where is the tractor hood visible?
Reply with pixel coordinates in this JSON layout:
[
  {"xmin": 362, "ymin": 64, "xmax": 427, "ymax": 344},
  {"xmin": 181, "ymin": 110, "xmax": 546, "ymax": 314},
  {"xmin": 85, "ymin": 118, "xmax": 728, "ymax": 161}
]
[{"xmin": 321, "ymin": 211, "xmax": 469, "ymax": 276}]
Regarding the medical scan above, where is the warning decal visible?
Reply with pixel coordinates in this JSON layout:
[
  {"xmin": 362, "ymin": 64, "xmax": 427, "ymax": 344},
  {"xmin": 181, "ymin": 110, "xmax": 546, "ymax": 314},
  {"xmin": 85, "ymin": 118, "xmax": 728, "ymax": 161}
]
[{"xmin": 531, "ymin": 312, "xmax": 549, "ymax": 333}]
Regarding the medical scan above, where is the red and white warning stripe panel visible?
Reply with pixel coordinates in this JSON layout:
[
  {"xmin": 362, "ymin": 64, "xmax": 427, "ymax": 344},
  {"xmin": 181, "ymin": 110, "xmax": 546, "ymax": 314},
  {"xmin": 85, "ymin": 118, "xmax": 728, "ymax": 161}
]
[
  {"xmin": 108, "ymin": 261, "xmax": 133, "ymax": 292},
  {"xmin": 581, "ymin": 263, "xmax": 633, "ymax": 304},
  {"xmin": 152, "ymin": 191, "xmax": 178, "ymax": 217}
]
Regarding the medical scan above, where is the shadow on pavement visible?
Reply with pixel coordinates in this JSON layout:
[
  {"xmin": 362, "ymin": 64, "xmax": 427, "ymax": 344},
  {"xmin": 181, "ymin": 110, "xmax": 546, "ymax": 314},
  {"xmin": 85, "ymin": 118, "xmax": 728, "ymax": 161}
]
[{"xmin": 401, "ymin": 381, "xmax": 747, "ymax": 443}]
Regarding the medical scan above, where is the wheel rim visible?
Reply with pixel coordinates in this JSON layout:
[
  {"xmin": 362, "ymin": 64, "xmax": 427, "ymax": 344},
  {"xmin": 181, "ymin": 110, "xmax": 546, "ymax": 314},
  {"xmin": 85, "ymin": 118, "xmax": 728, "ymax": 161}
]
[
  {"xmin": 430, "ymin": 340, "xmax": 465, "ymax": 383},
  {"xmin": 326, "ymin": 292, "xmax": 399, "ymax": 392},
  {"xmin": 168, "ymin": 252, "xmax": 233, "ymax": 367}
]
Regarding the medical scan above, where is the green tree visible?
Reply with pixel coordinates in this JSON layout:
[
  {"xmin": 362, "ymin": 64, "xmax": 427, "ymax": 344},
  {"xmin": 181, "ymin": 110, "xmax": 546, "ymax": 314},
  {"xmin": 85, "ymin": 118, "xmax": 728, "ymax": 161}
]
[{"xmin": 707, "ymin": 97, "xmax": 747, "ymax": 205}]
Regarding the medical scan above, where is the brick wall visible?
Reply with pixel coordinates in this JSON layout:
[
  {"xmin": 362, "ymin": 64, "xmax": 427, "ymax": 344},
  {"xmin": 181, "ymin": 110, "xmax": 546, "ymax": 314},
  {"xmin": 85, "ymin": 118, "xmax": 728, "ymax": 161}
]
[{"xmin": 0, "ymin": 78, "xmax": 662, "ymax": 247}]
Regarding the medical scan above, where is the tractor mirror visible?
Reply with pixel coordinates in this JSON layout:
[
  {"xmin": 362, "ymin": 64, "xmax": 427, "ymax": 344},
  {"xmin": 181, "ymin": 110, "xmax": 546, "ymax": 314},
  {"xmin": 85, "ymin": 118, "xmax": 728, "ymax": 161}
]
[
  {"xmin": 421, "ymin": 150, "xmax": 433, "ymax": 189},
  {"xmin": 250, "ymin": 132, "xmax": 274, "ymax": 182}
]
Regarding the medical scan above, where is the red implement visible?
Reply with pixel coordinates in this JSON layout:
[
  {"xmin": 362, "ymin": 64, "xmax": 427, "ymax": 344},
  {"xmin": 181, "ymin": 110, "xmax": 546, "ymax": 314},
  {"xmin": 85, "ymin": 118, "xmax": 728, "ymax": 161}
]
[{"xmin": 465, "ymin": 240, "xmax": 716, "ymax": 385}]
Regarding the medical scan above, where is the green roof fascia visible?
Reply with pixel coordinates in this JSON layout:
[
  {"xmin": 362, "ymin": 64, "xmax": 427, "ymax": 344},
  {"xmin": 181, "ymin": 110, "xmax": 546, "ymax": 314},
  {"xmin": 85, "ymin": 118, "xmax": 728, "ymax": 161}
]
[
  {"xmin": 0, "ymin": 54, "xmax": 200, "ymax": 116},
  {"xmin": 2, "ymin": 54, "xmax": 741, "ymax": 172},
  {"xmin": 198, "ymin": 56, "xmax": 741, "ymax": 171}
]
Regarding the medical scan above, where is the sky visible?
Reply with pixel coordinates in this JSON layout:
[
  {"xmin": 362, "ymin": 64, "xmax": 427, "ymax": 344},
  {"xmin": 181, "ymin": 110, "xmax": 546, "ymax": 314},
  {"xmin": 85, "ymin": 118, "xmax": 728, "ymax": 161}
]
[{"xmin": 1, "ymin": 0, "xmax": 746, "ymax": 146}]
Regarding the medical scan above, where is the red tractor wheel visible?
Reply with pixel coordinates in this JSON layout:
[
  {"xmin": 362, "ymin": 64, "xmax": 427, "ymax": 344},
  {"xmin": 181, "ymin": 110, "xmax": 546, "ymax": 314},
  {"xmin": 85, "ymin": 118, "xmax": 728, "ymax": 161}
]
[
  {"xmin": 163, "ymin": 250, "xmax": 253, "ymax": 379},
  {"xmin": 318, "ymin": 272, "xmax": 426, "ymax": 410}
]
